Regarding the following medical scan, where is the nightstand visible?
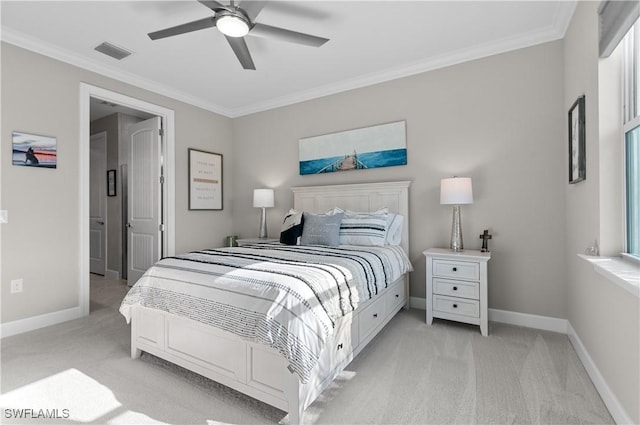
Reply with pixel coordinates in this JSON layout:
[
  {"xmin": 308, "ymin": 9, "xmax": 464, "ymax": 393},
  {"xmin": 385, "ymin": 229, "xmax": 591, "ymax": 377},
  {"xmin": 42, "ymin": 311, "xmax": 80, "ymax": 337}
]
[
  {"xmin": 424, "ymin": 248, "xmax": 491, "ymax": 336},
  {"xmin": 236, "ymin": 238, "xmax": 280, "ymax": 246}
]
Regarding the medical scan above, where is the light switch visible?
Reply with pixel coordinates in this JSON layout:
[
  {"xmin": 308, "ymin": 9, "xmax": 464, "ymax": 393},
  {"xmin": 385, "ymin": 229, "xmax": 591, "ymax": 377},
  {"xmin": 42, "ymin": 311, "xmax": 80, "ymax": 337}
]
[{"xmin": 0, "ymin": 210, "xmax": 7, "ymax": 224}]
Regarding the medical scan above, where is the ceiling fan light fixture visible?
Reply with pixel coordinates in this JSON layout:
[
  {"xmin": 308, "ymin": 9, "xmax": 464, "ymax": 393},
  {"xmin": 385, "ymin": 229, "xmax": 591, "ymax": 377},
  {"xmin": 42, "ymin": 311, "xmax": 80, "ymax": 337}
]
[{"xmin": 217, "ymin": 12, "xmax": 250, "ymax": 37}]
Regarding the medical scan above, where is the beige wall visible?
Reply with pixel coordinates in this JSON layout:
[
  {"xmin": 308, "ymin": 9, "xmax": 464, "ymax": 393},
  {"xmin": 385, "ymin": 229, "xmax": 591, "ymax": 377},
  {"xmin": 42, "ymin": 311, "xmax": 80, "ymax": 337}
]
[
  {"xmin": 1, "ymin": 42, "xmax": 234, "ymax": 323},
  {"xmin": 563, "ymin": 2, "xmax": 640, "ymax": 423},
  {"xmin": 232, "ymin": 41, "xmax": 567, "ymax": 317}
]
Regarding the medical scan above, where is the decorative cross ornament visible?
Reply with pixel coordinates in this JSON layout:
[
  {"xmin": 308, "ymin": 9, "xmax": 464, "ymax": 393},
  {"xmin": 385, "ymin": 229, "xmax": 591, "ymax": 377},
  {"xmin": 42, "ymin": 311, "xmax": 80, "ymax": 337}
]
[{"xmin": 479, "ymin": 229, "xmax": 492, "ymax": 252}]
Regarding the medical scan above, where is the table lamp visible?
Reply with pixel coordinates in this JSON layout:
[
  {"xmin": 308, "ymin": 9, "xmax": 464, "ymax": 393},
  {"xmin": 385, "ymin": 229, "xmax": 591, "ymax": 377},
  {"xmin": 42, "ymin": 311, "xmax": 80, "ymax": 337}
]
[
  {"xmin": 440, "ymin": 177, "xmax": 473, "ymax": 251},
  {"xmin": 253, "ymin": 188, "xmax": 274, "ymax": 239}
]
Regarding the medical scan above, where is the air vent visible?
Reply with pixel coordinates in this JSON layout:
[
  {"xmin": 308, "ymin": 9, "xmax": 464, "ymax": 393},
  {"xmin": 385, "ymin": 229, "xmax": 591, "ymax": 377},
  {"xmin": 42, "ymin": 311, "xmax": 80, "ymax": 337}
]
[{"xmin": 94, "ymin": 42, "xmax": 133, "ymax": 60}]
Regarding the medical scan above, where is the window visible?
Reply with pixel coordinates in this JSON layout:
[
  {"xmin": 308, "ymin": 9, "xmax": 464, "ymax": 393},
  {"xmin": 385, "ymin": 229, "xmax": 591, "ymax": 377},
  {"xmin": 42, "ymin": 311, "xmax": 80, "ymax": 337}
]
[{"xmin": 623, "ymin": 19, "xmax": 640, "ymax": 258}]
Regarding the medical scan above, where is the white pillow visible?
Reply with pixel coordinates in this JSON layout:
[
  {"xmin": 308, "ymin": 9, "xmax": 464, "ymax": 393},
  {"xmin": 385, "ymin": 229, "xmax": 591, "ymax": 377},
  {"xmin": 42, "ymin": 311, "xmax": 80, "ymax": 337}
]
[
  {"xmin": 385, "ymin": 213, "xmax": 404, "ymax": 246},
  {"xmin": 339, "ymin": 210, "xmax": 388, "ymax": 246}
]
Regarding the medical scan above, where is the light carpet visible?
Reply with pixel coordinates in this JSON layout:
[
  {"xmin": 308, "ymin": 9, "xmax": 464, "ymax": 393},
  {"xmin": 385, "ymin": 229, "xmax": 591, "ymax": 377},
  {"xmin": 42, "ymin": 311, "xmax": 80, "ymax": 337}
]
[{"xmin": 0, "ymin": 276, "xmax": 613, "ymax": 424}]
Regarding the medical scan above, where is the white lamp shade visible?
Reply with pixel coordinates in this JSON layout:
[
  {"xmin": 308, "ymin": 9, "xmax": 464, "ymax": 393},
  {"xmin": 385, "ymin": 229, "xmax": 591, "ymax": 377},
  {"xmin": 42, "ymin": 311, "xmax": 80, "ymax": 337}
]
[
  {"xmin": 440, "ymin": 177, "xmax": 473, "ymax": 205},
  {"xmin": 253, "ymin": 189, "xmax": 274, "ymax": 208}
]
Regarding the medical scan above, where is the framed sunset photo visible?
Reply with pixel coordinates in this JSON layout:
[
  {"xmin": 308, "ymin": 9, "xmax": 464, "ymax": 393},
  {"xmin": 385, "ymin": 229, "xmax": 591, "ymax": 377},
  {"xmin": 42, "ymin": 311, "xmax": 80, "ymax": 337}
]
[{"xmin": 12, "ymin": 131, "xmax": 57, "ymax": 169}]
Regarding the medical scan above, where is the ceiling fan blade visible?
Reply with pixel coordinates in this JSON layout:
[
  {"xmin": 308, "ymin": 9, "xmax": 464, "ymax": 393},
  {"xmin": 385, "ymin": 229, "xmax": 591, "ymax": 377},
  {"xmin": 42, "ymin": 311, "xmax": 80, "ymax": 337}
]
[
  {"xmin": 224, "ymin": 36, "xmax": 256, "ymax": 70},
  {"xmin": 197, "ymin": 0, "xmax": 230, "ymax": 12},
  {"xmin": 249, "ymin": 23, "xmax": 328, "ymax": 47},
  {"xmin": 238, "ymin": 1, "xmax": 268, "ymax": 21},
  {"xmin": 148, "ymin": 17, "xmax": 216, "ymax": 40}
]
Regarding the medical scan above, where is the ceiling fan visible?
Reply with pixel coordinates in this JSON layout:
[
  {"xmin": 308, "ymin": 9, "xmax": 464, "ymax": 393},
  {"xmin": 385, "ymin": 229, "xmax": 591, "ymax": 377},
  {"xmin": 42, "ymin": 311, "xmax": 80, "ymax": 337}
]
[{"xmin": 148, "ymin": 0, "xmax": 329, "ymax": 70}]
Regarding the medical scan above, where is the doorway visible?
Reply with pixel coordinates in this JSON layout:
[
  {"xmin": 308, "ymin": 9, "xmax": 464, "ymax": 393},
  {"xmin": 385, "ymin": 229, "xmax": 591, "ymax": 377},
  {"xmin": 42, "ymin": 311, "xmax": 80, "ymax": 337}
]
[{"xmin": 80, "ymin": 83, "xmax": 176, "ymax": 316}]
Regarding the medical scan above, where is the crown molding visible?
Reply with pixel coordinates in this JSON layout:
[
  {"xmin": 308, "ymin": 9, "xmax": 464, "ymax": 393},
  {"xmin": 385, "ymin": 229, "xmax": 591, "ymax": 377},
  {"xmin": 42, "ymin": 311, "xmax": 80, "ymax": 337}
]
[
  {"xmin": 2, "ymin": 1, "xmax": 577, "ymax": 119},
  {"xmin": 1, "ymin": 28, "xmax": 234, "ymax": 118},
  {"xmin": 229, "ymin": 2, "xmax": 577, "ymax": 117}
]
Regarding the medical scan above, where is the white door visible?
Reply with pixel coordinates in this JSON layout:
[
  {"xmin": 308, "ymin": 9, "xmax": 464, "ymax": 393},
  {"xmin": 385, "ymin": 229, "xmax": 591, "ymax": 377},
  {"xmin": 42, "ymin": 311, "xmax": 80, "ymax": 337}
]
[
  {"xmin": 89, "ymin": 132, "xmax": 107, "ymax": 275},
  {"xmin": 127, "ymin": 117, "xmax": 162, "ymax": 285}
]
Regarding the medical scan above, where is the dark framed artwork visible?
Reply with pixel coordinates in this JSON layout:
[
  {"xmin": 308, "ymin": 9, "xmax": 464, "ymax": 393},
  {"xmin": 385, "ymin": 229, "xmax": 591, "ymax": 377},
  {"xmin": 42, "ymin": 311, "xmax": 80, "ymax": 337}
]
[
  {"xmin": 107, "ymin": 169, "xmax": 117, "ymax": 197},
  {"xmin": 568, "ymin": 95, "xmax": 586, "ymax": 184},
  {"xmin": 188, "ymin": 148, "xmax": 223, "ymax": 210}
]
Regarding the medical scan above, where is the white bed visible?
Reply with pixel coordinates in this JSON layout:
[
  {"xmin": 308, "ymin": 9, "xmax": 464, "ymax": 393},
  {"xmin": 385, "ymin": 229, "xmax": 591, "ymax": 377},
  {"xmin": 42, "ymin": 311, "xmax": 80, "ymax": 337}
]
[{"xmin": 120, "ymin": 180, "xmax": 411, "ymax": 424}]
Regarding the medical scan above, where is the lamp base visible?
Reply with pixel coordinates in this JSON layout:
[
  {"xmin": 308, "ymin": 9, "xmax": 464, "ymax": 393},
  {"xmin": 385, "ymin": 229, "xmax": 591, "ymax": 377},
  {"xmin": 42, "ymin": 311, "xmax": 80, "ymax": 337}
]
[
  {"xmin": 258, "ymin": 207, "xmax": 268, "ymax": 239},
  {"xmin": 450, "ymin": 205, "xmax": 464, "ymax": 251}
]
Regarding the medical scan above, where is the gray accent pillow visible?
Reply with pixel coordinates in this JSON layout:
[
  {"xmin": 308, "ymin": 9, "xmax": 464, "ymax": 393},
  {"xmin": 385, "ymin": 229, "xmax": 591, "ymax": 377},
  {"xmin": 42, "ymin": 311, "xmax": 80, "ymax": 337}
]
[{"xmin": 300, "ymin": 212, "xmax": 344, "ymax": 246}]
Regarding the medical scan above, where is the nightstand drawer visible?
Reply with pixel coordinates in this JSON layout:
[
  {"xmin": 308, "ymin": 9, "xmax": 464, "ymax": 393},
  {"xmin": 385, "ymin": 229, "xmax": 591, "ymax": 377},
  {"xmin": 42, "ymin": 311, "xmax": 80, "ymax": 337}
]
[
  {"xmin": 433, "ymin": 295, "xmax": 479, "ymax": 318},
  {"xmin": 432, "ymin": 259, "xmax": 479, "ymax": 280},
  {"xmin": 433, "ymin": 278, "xmax": 479, "ymax": 299}
]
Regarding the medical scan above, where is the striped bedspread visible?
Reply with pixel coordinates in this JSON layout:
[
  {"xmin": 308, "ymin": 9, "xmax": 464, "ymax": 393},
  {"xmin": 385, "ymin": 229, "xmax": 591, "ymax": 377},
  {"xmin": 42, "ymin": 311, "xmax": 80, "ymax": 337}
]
[{"xmin": 119, "ymin": 243, "xmax": 412, "ymax": 383}]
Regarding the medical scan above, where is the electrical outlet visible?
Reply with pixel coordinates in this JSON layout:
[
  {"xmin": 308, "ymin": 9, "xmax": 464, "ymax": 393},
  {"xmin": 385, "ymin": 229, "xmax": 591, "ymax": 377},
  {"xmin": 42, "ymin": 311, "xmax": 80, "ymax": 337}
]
[
  {"xmin": 0, "ymin": 210, "xmax": 7, "ymax": 224},
  {"xmin": 10, "ymin": 279, "xmax": 23, "ymax": 294}
]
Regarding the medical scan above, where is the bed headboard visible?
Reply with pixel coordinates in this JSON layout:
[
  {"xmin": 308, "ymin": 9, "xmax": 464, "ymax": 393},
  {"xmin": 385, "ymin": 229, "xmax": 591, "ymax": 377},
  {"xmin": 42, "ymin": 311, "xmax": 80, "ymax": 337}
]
[{"xmin": 291, "ymin": 181, "xmax": 411, "ymax": 253}]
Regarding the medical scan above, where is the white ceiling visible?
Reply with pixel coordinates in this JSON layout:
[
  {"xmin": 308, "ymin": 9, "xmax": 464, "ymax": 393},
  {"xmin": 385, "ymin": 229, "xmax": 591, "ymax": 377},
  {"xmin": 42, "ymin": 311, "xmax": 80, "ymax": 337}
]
[{"xmin": 2, "ymin": 1, "xmax": 576, "ymax": 118}]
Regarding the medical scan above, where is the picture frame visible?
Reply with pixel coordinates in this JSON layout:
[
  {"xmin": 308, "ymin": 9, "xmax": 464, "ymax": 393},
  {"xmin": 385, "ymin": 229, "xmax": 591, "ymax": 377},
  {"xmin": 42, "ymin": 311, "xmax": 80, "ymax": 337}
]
[
  {"xmin": 12, "ymin": 131, "xmax": 57, "ymax": 168},
  {"xmin": 188, "ymin": 148, "xmax": 223, "ymax": 210},
  {"xmin": 568, "ymin": 95, "xmax": 586, "ymax": 184},
  {"xmin": 107, "ymin": 169, "xmax": 117, "ymax": 197},
  {"xmin": 299, "ymin": 121, "xmax": 407, "ymax": 175}
]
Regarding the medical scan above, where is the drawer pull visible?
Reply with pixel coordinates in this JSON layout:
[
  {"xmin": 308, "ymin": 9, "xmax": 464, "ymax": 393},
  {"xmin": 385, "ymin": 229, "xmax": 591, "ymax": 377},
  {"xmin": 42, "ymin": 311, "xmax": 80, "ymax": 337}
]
[
  {"xmin": 452, "ymin": 267, "xmax": 458, "ymax": 272},
  {"xmin": 373, "ymin": 313, "xmax": 378, "ymax": 318},
  {"xmin": 453, "ymin": 286, "xmax": 458, "ymax": 291},
  {"xmin": 337, "ymin": 343, "xmax": 343, "ymax": 350},
  {"xmin": 453, "ymin": 304, "xmax": 458, "ymax": 309},
  {"xmin": 395, "ymin": 294, "xmax": 399, "ymax": 298}
]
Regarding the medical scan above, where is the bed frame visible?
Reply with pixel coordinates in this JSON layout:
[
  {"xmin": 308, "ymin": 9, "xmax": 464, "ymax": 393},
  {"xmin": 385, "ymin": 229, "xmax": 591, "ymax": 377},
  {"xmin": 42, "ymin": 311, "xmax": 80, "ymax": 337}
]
[{"xmin": 128, "ymin": 181, "xmax": 411, "ymax": 424}]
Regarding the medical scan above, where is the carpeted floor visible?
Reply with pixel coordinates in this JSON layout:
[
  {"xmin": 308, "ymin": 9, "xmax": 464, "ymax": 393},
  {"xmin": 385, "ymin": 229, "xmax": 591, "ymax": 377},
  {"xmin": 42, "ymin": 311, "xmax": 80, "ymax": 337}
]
[{"xmin": 0, "ymin": 275, "xmax": 613, "ymax": 424}]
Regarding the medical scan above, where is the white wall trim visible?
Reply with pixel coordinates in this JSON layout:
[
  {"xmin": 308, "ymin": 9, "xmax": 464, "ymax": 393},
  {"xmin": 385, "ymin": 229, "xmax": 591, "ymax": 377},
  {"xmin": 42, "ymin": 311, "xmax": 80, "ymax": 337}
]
[
  {"xmin": 410, "ymin": 296, "xmax": 426, "ymax": 311},
  {"xmin": 228, "ymin": 15, "xmax": 575, "ymax": 118},
  {"xmin": 567, "ymin": 323, "xmax": 634, "ymax": 425},
  {"xmin": 2, "ymin": 28, "xmax": 232, "ymax": 118},
  {"xmin": 80, "ymin": 83, "xmax": 176, "ymax": 317},
  {"xmin": 412, "ymin": 298, "xmax": 568, "ymax": 333},
  {"xmin": 488, "ymin": 308, "xmax": 569, "ymax": 334},
  {"xmin": 0, "ymin": 307, "xmax": 82, "ymax": 339},
  {"xmin": 2, "ymin": 2, "xmax": 576, "ymax": 119}
]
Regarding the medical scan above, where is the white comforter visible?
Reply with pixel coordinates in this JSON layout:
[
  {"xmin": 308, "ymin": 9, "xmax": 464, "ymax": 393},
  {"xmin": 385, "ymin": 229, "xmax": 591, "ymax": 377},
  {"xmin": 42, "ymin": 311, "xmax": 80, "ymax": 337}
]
[{"xmin": 119, "ymin": 243, "xmax": 412, "ymax": 383}]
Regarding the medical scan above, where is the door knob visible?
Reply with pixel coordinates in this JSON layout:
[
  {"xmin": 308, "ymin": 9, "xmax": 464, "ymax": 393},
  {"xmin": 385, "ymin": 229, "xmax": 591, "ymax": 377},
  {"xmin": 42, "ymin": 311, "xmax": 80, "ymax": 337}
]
[{"xmin": 126, "ymin": 223, "xmax": 132, "ymax": 228}]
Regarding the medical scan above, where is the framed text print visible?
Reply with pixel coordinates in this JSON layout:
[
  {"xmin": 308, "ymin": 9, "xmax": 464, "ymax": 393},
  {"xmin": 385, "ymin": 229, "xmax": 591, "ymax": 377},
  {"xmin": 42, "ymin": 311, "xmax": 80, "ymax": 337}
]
[
  {"xmin": 568, "ymin": 95, "xmax": 586, "ymax": 184},
  {"xmin": 188, "ymin": 149, "xmax": 222, "ymax": 210}
]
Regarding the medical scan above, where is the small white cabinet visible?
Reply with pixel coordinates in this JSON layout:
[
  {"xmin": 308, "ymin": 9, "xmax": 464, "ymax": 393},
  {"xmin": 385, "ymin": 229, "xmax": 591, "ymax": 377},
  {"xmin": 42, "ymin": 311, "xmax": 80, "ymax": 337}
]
[{"xmin": 424, "ymin": 248, "xmax": 491, "ymax": 336}]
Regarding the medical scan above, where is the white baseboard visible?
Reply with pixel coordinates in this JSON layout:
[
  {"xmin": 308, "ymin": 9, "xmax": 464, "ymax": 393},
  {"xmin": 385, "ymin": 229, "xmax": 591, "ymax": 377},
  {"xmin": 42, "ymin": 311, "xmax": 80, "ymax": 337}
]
[
  {"xmin": 412, "ymin": 297, "xmax": 632, "ymax": 424},
  {"xmin": 488, "ymin": 308, "xmax": 568, "ymax": 334},
  {"xmin": 566, "ymin": 323, "xmax": 634, "ymax": 425},
  {"xmin": 0, "ymin": 306, "xmax": 83, "ymax": 339},
  {"xmin": 409, "ymin": 296, "xmax": 426, "ymax": 310},
  {"xmin": 105, "ymin": 269, "xmax": 120, "ymax": 280}
]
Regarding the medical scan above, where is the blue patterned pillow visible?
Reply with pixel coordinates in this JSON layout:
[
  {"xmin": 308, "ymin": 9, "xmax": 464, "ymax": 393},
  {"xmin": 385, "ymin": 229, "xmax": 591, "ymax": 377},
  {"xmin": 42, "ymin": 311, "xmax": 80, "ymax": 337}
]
[
  {"xmin": 300, "ymin": 212, "xmax": 343, "ymax": 246},
  {"xmin": 339, "ymin": 211, "xmax": 388, "ymax": 246}
]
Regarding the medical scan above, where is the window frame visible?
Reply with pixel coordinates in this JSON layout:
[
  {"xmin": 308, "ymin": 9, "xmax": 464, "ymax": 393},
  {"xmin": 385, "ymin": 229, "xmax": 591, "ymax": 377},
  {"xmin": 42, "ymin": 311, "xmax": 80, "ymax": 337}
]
[{"xmin": 622, "ymin": 20, "xmax": 640, "ymax": 259}]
